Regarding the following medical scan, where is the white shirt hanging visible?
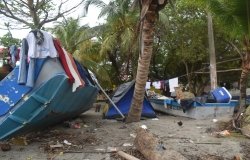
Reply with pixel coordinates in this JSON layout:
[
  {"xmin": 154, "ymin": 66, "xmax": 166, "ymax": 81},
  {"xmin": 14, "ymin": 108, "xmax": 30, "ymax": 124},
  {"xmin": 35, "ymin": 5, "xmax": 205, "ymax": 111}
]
[{"xmin": 26, "ymin": 30, "xmax": 58, "ymax": 58}]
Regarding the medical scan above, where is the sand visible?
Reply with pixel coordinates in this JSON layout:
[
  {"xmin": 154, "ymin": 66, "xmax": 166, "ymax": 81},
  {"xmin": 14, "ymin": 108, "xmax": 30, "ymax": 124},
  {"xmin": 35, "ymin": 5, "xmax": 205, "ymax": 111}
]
[{"xmin": 0, "ymin": 108, "xmax": 249, "ymax": 160}]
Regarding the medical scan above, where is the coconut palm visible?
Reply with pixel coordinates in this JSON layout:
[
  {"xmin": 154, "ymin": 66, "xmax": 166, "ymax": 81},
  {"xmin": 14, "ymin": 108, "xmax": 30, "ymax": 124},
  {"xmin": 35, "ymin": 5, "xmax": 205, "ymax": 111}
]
[
  {"xmin": 126, "ymin": 0, "xmax": 168, "ymax": 123},
  {"xmin": 51, "ymin": 17, "xmax": 111, "ymax": 87},
  {"xmin": 52, "ymin": 17, "xmax": 98, "ymax": 54},
  {"xmin": 192, "ymin": 0, "xmax": 250, "ymax": 126},
  {"xmin": 184, "ymin": 0, "xmax": 250, "ymax": 129},
  {"xmin": 211, "ymin": 1, "xmax": 250, "ymax": 129},
  {"xmin": 83, "ymin": 0, "xmax": 139, "ymax": 84}
]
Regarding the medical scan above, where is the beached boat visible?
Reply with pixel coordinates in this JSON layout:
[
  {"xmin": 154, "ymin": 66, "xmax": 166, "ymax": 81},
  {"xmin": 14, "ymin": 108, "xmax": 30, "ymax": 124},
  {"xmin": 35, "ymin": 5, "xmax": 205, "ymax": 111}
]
[
  {"xmin": 149, "ymin": 98, "xmax": 239, "ymax": 119},
  {"xmin": 0, "ymin": 31, "xmax": 99, "ymax": 140},
  {"xmin": 0, "ymin": 58, "xmax": 98, "ymax": 140}
]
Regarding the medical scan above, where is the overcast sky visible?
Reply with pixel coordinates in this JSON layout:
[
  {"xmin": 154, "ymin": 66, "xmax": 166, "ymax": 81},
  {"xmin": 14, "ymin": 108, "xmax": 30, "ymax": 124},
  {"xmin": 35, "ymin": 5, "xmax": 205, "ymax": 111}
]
[{"xmin": 0, "ymin": 0, "xmax": 108, "ymax": 39}]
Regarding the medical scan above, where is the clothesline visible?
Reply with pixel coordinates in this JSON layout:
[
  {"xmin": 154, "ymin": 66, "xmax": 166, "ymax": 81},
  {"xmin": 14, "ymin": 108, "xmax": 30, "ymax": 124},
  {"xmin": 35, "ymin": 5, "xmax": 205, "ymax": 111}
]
[
  {"xmin": 169, "ymin": 57, "xmax": 241, "ymax": 79},
  {"xmin": 147, "ymin": 57, "xmax": 241, "ymax": 92}
]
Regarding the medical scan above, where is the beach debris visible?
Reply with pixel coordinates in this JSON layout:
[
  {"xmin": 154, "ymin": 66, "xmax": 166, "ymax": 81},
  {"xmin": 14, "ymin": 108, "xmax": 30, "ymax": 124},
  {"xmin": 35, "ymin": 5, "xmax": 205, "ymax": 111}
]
[
  {"xmin": 214, "ymin": 130, "xmax": 230, "ymax": 137},
  {"xmin": 134, "ymin": 128, "xmax": 187, "ymax": 160},
  {"xmin": 177, "ymin": 121, "xmax": 183, "ymax": 126},
  {"xmin": 10, "ymin": 136, "xmax": 28, "ymax": 145},
  {"xmin": 49, "ymin": 144, "xmax": 64, "ymax": 148},
  {"xmin": 63, "ymin": 121, "xmax": 81, "ymax": 129},
  {"xmin": 107, "ymin": 147, "xmax": 118, "ymax": 152},
  {"xmin": 95, "ymin": 148, "xmax": 105, "ymax": 152},
  {"xmin": 117, "ymin": 150, "xmax": 140, "ymax": 160},
  {"xmin": 152, "ymin": 118, "xmax": 159, "ymax": 120},
  {"xmin": 83, "ymin": 124, "xmax": 89, "ymax": 128},
  {"xmin": 122, "ymin": 143, "xmax": 133, "ymax": 147},
  {"xmin": 130, "ymin": 133, "xmax": 136, "ymax": 138},
  {"xmin": 63, "ymin": 140, "xmax": 72, "ymax": 146},
  {"xmin": 233, "ymin": 154, "xmax": 243, "ymax": 160},
  {"xmin": 119, "ymin": 125, "xmax": 127, "ymax": 129},
  {"xmin": 212, "ymin": 119, "xmax": 218, "ymax": 123},
  {"xmin": 0, "ymin": 143, "xmax": 11, "ymax": 151},
  {"xmin": 140, "ymin": 125, "xmax": 147, "ymax": 130}
]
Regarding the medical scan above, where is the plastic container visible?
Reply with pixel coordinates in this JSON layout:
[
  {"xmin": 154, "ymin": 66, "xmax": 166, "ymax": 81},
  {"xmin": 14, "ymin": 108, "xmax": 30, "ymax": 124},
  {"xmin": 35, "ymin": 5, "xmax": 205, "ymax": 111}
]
[{"xmin": 212, "ymin": 87, "xmax": 232, "ymax": 103}]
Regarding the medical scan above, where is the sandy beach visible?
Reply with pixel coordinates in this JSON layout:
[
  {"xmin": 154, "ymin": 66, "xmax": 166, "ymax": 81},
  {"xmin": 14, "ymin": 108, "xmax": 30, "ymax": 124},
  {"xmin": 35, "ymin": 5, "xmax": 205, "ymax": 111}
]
[{"xmin": 0, "ymin": 107, "xmax": 249, "ymax": 160}]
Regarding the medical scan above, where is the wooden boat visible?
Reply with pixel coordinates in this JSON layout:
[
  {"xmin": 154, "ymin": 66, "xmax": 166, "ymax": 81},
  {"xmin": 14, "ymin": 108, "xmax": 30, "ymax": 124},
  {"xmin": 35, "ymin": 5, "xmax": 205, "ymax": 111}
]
[
  {"xmin": 149, "ymin": 98, "xmax": 239, "ymax": 119},
  {"xmin": 0, "ymin": 58, "xmax": 98, "ymax": 140}
]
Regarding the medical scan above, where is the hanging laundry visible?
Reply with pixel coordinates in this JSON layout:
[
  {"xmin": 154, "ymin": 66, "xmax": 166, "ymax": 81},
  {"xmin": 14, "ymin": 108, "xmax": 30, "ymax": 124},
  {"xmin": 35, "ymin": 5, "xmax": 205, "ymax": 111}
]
[
  {"xmin": 18, "ymin": 30, "xmax": 58, "ymax": 87},
  {"xmin": 169, "ymin": 77, "xmax": 178, "ymax": 92},
  {"xmin": 53, "ymin": 39, "xmax": 84, "ymax": 92},
  {"xmin": 26, "ymin": 30, "xmax": 58, "ymax": 58},
  {"xmin": 152, "ymin": 81, "xmax": 161, "ymax": 89},
  {"xmin": 9, "ymin": 45, "xmax": 18, "ymax": 67},
  {"xmin": 53, "ymin": 39, "xmax": 74, "ymax": 83},
  {"xmin": 145, "ymin": 82, "xmax": 151, "ymax": 90},
  {"xmin": 18, "ymin": 38, "xmax": 28, "ymax": 84}
]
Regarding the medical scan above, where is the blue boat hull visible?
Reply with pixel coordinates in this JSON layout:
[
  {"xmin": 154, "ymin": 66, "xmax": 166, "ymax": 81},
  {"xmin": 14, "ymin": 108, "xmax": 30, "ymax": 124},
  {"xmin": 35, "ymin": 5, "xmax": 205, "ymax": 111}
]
[
  {"xmin": 150, "ymin": 98, "xmax": 239, "ymax": 119},
  {"xmin": 0, "ymin": 59, "xmax": 98, "ymax": 140}
]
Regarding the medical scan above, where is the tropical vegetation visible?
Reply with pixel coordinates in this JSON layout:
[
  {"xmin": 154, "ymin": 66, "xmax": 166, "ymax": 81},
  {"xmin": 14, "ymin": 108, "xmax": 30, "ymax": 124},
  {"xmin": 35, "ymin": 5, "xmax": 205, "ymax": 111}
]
[{"xmin": 0, "ymin": 0, "xmax": 248, "ymax": 124}]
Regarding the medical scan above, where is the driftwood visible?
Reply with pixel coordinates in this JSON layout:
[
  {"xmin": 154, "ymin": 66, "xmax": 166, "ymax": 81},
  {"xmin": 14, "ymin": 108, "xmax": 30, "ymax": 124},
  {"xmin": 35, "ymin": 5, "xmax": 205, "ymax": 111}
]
[
  {"xmin": 117, "ymin": 151, "xmax": 140, "ymax": 160},
  {"xmin": 134, "ymin": 128, "xmax": 187, "ymax": 160}
]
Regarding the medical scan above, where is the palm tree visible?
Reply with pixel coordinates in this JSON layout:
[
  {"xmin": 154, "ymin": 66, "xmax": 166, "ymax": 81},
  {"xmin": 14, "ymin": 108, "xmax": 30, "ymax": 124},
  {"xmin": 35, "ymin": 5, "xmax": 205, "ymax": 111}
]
[
  {"xmin": 197, "ymin": 0, "xmax": 250, "ymax": 126},
  {"xmin": 83, "ymin": 0, "xmax": 139, "ymax": 84},
  {"xmin": 52, "ymin": 17, "xmax": 95, "ymax": 54},
  {"xmin": 126, "ymin": 0, "xmax": 168, "ymax": 123},
  {"xmin": 52, "ymin": 17, "xmax": 112, "ymax": 87},
  {"xmin": 187, "ymin": 0, "xmax": 249, "ymax": 128}
]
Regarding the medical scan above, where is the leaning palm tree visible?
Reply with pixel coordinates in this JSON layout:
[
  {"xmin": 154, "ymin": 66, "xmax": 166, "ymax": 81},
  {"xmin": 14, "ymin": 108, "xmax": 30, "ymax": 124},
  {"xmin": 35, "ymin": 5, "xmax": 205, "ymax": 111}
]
[{"xmin": 126, "ymin": 0, "xmax": 168, "ymax": 123}]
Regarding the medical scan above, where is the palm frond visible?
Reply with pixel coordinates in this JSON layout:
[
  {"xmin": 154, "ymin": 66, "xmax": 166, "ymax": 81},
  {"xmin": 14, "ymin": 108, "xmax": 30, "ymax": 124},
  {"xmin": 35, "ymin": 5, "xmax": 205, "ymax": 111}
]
[
  {"xmin": 83, "ymin": 0, "xmax": 107, "ymax": 16},
  {"xmin": 74, "ymin": 50, "xmax": 112, "ymax": 87},
  {"xmin": 100, "ymin": 33, "xmax": 118, "ymax": 56}
]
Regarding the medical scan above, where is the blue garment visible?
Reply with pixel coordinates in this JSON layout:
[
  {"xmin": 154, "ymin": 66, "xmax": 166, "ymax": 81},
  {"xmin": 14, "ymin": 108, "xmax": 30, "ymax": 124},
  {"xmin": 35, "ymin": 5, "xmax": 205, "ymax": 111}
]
[
  {"xmin": 74, "ymin": 59, "xmax": 90, "ymax": 85},
  {"xmin": 18, "ymin": 38, "xmax": 48, "ymax": 87},
  {"xmin": 26, "ymin": 58, "xmax": 35, "ymax": 87},
  {"xmin": 9, "ymin": 45, "xmax": 18, "ymax": 67},
  {"xmin": 18, "ymin": 39, "xmax": 28, "ymax": 84},
  {"xmin": 25, "ymin": 58, "xmax": 48, "ymax": 87}
]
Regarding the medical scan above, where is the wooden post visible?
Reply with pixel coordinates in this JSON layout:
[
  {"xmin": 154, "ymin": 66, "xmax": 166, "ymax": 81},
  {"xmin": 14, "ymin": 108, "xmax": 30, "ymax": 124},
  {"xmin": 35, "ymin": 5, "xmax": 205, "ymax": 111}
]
[{"xmin": 207, "ymin": 12, "xmax": 217, "ymax": 90}]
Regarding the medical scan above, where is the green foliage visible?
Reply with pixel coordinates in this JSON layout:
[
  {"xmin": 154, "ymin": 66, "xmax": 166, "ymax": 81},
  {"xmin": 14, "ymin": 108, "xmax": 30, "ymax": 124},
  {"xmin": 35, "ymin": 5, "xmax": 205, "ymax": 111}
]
[
  {"xmin": 84, "ymin": 0, "xmax": 139, "ymax": 86},
  {"xmin": 151, "ymin": 1, "xmax": 208, "ymax": 78},
  {"xmin": 52, "ymin": 17, "xmax": 91, "ymax": 53},
  {"xmin": 149, "ymin": 0, "xmax": 241, "ymax": 94},
  {"xmin": 51, "ymin": 17, "xmax": 112, "ymax": 88},
  {"xmin": 188, "ymin": 0, "xmax": 250, "ymax": 40},
  {"xmin": 0, "ymin": 33, "xmax": 20, "ymax": 47}
]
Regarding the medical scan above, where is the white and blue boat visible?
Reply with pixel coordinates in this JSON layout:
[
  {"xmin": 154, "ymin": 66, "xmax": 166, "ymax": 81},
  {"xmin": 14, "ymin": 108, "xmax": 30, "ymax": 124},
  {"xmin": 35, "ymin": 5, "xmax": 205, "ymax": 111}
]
[{"xmin": 150, "ymin": 93, "xmax": 239, "ymax": 120}]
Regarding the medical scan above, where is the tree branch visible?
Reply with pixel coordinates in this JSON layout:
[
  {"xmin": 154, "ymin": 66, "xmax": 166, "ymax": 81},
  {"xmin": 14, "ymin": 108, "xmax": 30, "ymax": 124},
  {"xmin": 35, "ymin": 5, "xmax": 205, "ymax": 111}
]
[
  {"xmin": 0, "ymin": 1, "xmax": 31, "ymax": 27},
  {"xmin": 40, "ymin": 0, "xmax": 84, "ymax": 27},
  {"xmin": 0, "ymin": 0, "xmax": 85, "ymax": 29},
  {"xmin": 228, "ymin": 41, "xmax": 243, "ymax": 60}
]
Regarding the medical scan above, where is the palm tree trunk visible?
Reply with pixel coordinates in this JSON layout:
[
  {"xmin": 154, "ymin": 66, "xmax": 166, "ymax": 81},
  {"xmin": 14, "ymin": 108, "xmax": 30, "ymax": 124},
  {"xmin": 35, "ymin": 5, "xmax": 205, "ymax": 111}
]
[
  {"xmin": 126, "ymin": 1, "xmax": 158, "ymax": 123},
  {"xmin": 240, "ymin": 39, "xmax": 250, "ymax": 104},
  {"xmin": 234, "ymin": 37, "xmax": 250, "ymax": 127}
]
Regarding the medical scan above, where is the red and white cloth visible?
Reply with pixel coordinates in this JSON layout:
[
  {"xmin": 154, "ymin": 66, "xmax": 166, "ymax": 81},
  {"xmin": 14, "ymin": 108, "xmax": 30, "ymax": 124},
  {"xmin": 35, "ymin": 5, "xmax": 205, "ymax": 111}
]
[{"xmin": 53, "ymin": 39, "xmax": 85, "ymax": 92}]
